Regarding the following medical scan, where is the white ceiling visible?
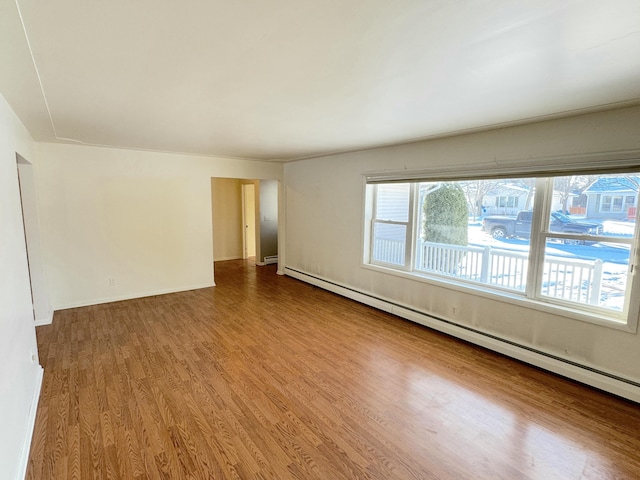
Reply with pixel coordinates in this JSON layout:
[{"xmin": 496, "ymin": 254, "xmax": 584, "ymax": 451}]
[{"xmin": 1, "ymin": 0, "xmax": 640, "ymax": 161}]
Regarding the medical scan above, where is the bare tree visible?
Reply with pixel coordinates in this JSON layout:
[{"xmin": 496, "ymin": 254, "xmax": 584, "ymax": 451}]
[
  {"xmin": 459, "ymin": 180, "xmax": 501, "ymax": 219},
  {"xmin": 520, "ymin": 178, "xmax": 536, "ymax": 210},
  {"xmin": 553, "ymin": 175, "xmax": 594, "ymax": 213}
]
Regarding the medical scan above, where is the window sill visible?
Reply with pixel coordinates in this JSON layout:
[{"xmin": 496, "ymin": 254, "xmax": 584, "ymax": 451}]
[{"xmin": 361, "ymin": 262, "xmax": 637, "ymax": 333}]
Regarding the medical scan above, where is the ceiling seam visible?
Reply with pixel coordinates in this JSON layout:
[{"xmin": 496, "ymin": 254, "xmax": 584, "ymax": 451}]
[{"xmin": 14, "ymin": 0, "xmax": 60, "ymax": 140}]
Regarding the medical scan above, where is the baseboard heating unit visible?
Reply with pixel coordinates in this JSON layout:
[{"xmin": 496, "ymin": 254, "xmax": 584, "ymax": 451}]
[{"xmin": 263, "ymin": 255, "xmax": 279, "ymax": 265}]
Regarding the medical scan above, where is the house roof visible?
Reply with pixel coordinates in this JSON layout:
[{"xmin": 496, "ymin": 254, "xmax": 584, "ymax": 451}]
[
  {"xmin": 486, "ymin": 183, "xmax": 530, "ymax": 196},
  {"xmin": 583, "ymin": 176, "xmax": 640, "ymax": 194}
]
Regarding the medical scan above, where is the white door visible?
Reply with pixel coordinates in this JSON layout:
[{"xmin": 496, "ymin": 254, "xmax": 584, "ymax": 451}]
[{"xmin": 242, "ymin": 184, "xmax": 256, "ymax": 258}]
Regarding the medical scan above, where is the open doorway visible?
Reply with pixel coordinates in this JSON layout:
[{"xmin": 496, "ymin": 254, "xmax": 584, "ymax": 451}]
[
  {"xmin": 255, "ymin": 180, "xmax": 278, "ymax": 266},
  {"xmin": 211, "ymin": 178, "xmax": 278, "ymax": 267},
  {"xmin": 16, "ymin": 154, "xmax": 51, "ymax": 325}
]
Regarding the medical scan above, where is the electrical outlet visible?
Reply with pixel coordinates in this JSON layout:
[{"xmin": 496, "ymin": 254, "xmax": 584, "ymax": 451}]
[
  {"xmin": 451, "ymin": 305, "xmax": 458, "ymax": 317},
  {"xmin": 109, "ymin": 278, "xmax": 116, "ymax": 287}
]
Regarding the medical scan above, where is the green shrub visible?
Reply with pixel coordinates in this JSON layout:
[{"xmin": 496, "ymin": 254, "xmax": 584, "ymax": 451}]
[
  {"xmin": 423, "ymin": 183, "xmax": 468, "ymax": 245},
  {"xmin": 422, "ymin": 183, "xmax": 468, "ymax": 273}
]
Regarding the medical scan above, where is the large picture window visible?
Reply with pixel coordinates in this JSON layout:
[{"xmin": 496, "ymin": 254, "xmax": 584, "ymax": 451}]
[{"xmin": 365, "ymin": 172, "xmax": 640, "ymax": 327}]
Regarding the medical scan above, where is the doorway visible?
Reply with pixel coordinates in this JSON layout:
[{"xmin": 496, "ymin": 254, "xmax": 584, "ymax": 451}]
[
  {"xmin": 211, "ymin": 177, "xmax": 278, "ymax": 270},
  {"xmin": 16, "ymin": 154, "xmax": 50, "ymax": 325}
]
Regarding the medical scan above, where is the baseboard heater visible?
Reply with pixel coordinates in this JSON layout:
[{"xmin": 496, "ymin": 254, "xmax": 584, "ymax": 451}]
[
  {"xmin": 284, "ymin": 266, "xmax": 640, "ymax": 404},
  {"xmin": 263, "ymin": 255, "xmax": 279, "ymax": 265}
]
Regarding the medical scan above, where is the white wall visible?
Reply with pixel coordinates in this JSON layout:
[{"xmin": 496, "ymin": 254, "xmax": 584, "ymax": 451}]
[
  {"xmin": 35, "ymin": 143, "xmax": 282, "ymax": 309},
  {"xmin": 211, "ymin": 177, "xmax": 243, "ymax": 261},
  {"xmin": 284, "ymin": 106, "xmax": 640, "ymax": 398},
  {"xmin": 0, "ymin": 93, "xmax": 44, "ymax": 479}
]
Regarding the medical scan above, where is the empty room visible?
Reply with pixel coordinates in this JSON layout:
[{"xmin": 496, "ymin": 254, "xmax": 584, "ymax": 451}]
[{"xmin": 2, "ymin": 1, "xmax": 640, "ymax": 479}]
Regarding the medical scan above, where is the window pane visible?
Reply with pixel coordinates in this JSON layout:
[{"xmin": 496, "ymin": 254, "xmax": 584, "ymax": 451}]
[
  {"xmin": 541, "ymin": 238, "xmax": 630, "ymax": 312},
  {"xmin": 375, "ymin": 183, "xmax": 410, "ymax": 222},
  {"xmin": 372, "ymin": 222, "xmax": 406, "ymax": 265},
  {"xmin": 478, "ymin": 178, "xmax": 534, "ymax": 292},
  {"xmin": 414, "ymin": 179, "xmax": 532, "ymax": 291},
  {"xmin": 416, "ymin": 182, "xmax": 469, "ymax": 277}
]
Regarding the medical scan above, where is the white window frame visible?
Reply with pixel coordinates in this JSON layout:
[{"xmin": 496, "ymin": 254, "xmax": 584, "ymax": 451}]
[
  {"xmin": 363, "ymin": 157, "xmax": 640, "ymax": 332},
  {"xmin": 625, "ymin": 195, "xmax": 635, "ymax": 209},
  {"xmin": 612, "ymin": 195, "xmax": 624, "ymax": 212},
  {"xmin": 369, "ymin": 183, "xmax": 415, "ymax": 270},
  {"xmin": 496, "ymin": 195, "xmax": 519, "ymax": 208}
]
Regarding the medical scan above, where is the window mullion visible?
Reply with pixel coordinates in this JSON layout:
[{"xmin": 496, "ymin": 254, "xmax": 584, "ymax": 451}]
[
  {"xmin": 369, "ymin": 184, "xmax": 379, "ymax": 265},
  {"xmin": 622, "ymin": 210, "xmax": 640, "ymax": 320},
  {"xmin": 408, "ymin": 183, "xmax": 418, "ymax": 270},
  {"xmin": 526, "ymin": 178, "xmax": 551, "ymax": 300}
]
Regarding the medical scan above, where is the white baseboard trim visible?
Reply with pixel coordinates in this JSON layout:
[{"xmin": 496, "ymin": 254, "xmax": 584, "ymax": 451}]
[
  {"xmin": 52, "ymin": 282, "xmax": 216, "ymax": 311},
  {"xmin": 34, "ymin": 308, "xmax": 53, "ymax": 327},
  {"xmin": 285, "ymin": 267, "xmax": 640, "ymax": 403},
  {"xmin": 17, "ymin": 365, "xmax": 43, "ymax": 480}
]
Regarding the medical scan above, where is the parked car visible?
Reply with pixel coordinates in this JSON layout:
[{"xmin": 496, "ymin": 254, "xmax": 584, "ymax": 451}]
[{"xmin": 482, "ymin": 211, "xmax": 603, "ymax": 239}]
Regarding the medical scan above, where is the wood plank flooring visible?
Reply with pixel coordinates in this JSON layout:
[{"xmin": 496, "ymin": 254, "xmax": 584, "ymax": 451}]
[{"xmin": 28, "ymin": 259, "xmax": 640, "ymax": 479}]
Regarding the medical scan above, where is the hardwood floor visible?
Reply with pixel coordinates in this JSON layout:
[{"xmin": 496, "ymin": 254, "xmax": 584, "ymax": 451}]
[{"xmin": 28, "ymin": 260, "xmax": 640, "ymax": 479}]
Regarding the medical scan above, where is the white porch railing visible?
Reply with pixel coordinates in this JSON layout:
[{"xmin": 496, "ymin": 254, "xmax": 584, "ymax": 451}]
[
  {"xmin": 371, "ymin": 238, "xmax": 405, "ymax": 265},
  {"xmin": 542, "ymin": 255, "xmax": 603, "ymax": 305},
  {"xmin": 373, "ymin": 239, "xmax": 604, "ymax": 306},
  {"xmin": 416, "ymin": 242, "xmax": 532, "ymax": 291}
]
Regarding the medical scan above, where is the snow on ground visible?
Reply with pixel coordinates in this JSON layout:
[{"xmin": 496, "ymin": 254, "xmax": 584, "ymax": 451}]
[
  {"xmin": 468, "ymin": 221, "xmax": 634, "ymax": 265},
  {"xmin": 468, "ymin": 219, "xmax": 634, "ymax": 311},
  {"xmin": 602, "ymin": 220, "xmax": 635, "ymax": 236}
]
